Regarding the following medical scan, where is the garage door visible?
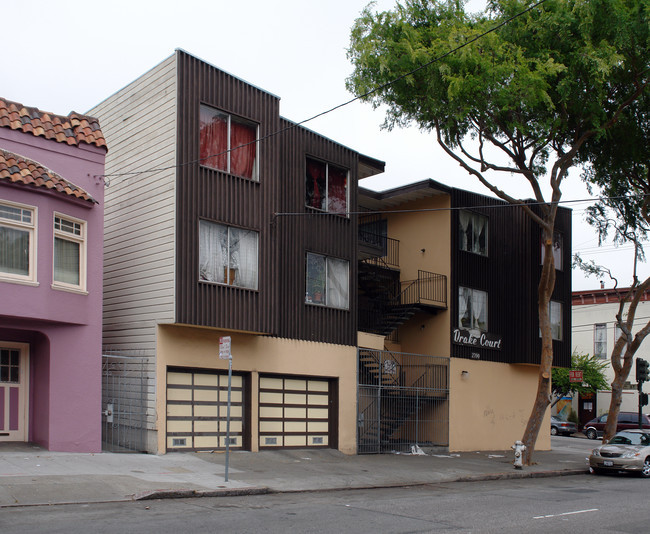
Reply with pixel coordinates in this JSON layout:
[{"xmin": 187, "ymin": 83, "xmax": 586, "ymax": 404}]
[
  {"xmin": 166, "ymin": 369, "xmax": 245, "ymax": 452},
  {"xmin": 258, "ymin": 376, "xmax": 331, "ymax": 449}
]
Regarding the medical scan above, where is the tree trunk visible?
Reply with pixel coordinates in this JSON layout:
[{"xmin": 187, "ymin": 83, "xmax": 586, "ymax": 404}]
[{"xmin": 521, "ymin": 228, "xmax": 556, "ymax": 465}]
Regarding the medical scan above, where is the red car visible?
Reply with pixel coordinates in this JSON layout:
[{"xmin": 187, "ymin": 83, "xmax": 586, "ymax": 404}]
[{"xmin": 584, "ymin": 412, "xmax": 650, "ymax": 440}]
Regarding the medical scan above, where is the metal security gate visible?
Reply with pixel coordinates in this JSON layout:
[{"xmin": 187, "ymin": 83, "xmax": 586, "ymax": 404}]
[
  {"xmin": 102, "ymin": 355, "xmax": 151, "ymax": 453},
  {"xmin": 357, "ymin": 349, "xmax": 449, "ymax": 454}
]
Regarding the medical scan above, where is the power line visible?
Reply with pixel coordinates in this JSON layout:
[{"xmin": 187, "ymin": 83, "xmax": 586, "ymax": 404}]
[
  {"xmin": 273, "ymin": 193, "xmax": 650, "ymax": 218},
  {"xmin": 98, "ymin": 0, "xmax": 550, "ymax": 180}
]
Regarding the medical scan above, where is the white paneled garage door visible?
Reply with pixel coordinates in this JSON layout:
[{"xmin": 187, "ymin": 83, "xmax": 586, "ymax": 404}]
[
  {"xmin": 166, "ymin": 369, "xmax": 245, "ymax": 452},
  {"xmin": 258, "ymin": 376, "xmax": 331, "ymax": 449}
]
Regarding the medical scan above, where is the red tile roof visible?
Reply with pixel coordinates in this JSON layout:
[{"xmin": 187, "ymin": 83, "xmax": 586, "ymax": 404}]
[
  {"xmin": 0, "ymin": 97, "xmax": 107, "ymax": 150},
  {"xmin": 0, "ymin": 149, "xmax": 97, "ymax": 203}
]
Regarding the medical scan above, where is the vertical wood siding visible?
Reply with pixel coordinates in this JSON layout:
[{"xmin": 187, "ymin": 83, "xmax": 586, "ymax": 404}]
[
  {"xmin": 175, "ymin": 51, "xmax": 358, "ymax": 346},
  {"xmin": 450, "ymin": 190, "xmax": 571, "ymax": 367},
  {"xmin": 89, "ymin": 55, "xmax": 178, "ymax": 354}
]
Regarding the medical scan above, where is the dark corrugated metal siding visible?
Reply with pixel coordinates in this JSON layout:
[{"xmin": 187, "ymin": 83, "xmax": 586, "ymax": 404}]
[
  {"xmin": 174, "ymin": 51, "xmax": 358, "ymax": 346},
  {"xmin": 450, "ymin": 189, "xmax": 571, "ymax": 367}
]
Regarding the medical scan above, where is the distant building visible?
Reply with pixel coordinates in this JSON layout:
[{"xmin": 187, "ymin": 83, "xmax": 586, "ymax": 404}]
[
  {"xmin": 0, "ymin": 98, "xmax": 107, "ymax": 451},
  {"xmin": 572, "ymin": 285, "xmax": 650, "ymax": 426}
]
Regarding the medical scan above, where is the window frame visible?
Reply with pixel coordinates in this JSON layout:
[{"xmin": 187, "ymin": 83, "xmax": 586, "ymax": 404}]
[
  {"xmin": 0, "ymin": 200, "xmax": 37, "ymax": 285},
  {"xmin": 199, "ymin": 104, "xmax": 259, "ymax": 181},
  {"xmin": 198, "ymin": 219, "xmax": 259, "ymax": 290},
  {"xmin": 52, "ymin": 212, "xmax": 87, "ymax": 293},
  {"xmin": 305, "ymin": 252, "xmax": 350, "ymax": 310},
  {"xmin": 594, "ymin": 323, "xmax": 607, "ymax": 359},
  {"xmin": 458, "ymin": 286, "xmax": 488, "ymax": 333},
  {"xmin": 550, "ymin": 300, "xmax": 563, "ymax": 341},
  {"xmin": 540, "ymin": 231, "xmax": 563, "ymax": 271},
  {"xmin": 458, "ymin": 210, "xmax": 488, "ymax": 256},
  {"xmin": 305, "ymin": 157, "xmax": 350, "ymax": 216}
]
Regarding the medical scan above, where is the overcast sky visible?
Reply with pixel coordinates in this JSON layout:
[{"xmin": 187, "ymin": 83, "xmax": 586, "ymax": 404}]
[{"xmin": 4, "ymin": 0, "xmax": 644, "ymax": 291}]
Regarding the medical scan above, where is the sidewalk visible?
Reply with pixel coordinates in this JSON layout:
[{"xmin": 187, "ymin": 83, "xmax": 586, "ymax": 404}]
[{"xmin": 0, "ymin": 441, "xmax": 591, "ymax": 508}]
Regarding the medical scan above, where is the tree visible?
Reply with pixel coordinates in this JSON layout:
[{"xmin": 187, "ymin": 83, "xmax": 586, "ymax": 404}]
[
  {"xmin": 551, "ymin": 352, "xmax": 609, "ymax": 410},
  {"xmin": 347, "ymin": 0, "xmax": 650, "ymax": 463},
  {"xmin": 575, "ymin": 90, "xmax": 650, "ymax": 442}
]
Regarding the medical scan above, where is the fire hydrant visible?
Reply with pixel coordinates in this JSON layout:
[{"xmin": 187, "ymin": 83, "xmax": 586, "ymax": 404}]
[{"xmin": 512, "ymin": 440, "xmax": 526, "ymax": 469}]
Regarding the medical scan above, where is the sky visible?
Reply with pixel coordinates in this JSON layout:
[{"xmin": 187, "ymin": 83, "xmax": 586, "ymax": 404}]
[{"xmin": 4, "ymin": 0, "xmax": 645, "ymax": 291}]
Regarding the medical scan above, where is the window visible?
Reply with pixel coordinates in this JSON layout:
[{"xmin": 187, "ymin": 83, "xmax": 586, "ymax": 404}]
[
  {"xmin": 199, "ymin": 105, "xmax": 258, "ymax": 180},
  {"xmin": 53, "ymin": 214, "xmax": 86, "ymax": 291},
  {"xmin": 459, "ymin": 211, "xmax": 488, "ymax": 256},
  {"xmin": 594, "ymin": 323, "xmax": 607, "ymax": 359},
  {"xmin": 306, "ymin": 253, "xmax": 349, "ymax": 309},
  {"xmin": 199, "ymin": 220, "xmax": 259, "ymax": 290},
  {"xmin": 458, "ymin": 287, "xmax": 488, "ymax": 332},
  {"xmin": 0, "ymin": 201, "xmax": 36, "ymax": 284},
  {"xmin": 305, "ymin": 157, "xmax": 348, "ymax": 214},
  {"xmin": 540, "ymin": 231, "xmax": 563, "ymax": 270},
  {"xmin": 550, "ymin": 301, "xmax": 563, "ymax": 341}
]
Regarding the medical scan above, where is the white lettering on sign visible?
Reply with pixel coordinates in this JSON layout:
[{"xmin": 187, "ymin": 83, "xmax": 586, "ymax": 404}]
[{"xmin": 452, "ymin": 329, "xmax": 502, "ymax": 350}]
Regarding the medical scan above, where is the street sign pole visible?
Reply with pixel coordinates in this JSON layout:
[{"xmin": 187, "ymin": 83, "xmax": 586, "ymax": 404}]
[
  {"xmin": 219, "ymin": 336, "xmax": 232, "ymax": 482},
  {"xmin": 225, "ymin": 354, "xmax": 232, "ymax": 482}
]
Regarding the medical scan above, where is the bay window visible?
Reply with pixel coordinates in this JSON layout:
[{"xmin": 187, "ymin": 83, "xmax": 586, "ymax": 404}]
[
  {"xmin": 458, "ymin": 286, "xmax": 488, "ymax": 332},
  {"xmin": 305, "ymin": 157, "xmax": 348, "ymax": 214},
  {"xmin": 53, "ymin": 214, "xmax": 86, "ymax": 291},
  {"xmin": 306, "ymin": 253, "xmax": 349, "ymax": 309},
  {"xmin": 0, "ymin": 201, "xmax": 36, "ymax": 284},
  {"xmin": 199, "ymin": 220, "xmax": 259, "ymax": 290},
  {"xmin": 199, "ymin": 105, "xmax": 258, "ymax": 180},
  {"xmin": 459, "ymin": 211, "xmax": 488, "ymax": 256}
]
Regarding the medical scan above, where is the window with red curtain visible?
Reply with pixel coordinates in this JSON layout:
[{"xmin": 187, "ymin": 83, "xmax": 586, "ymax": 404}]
[
  {"xmin": 199, "ymin": 105, "xmax": 258, "ymax": 180},
  {"xmin": 327, "ymin": 164, "xmax": 347, "ymax": 213},
  {"xmin": 230, "ymin": 119, "xmax": 257, "ymax": 179},
  {"xmin": 305, "ymin": 158, "xmax": 348, "ymax": 214},
  {"xmin": 306, "ymin": 158, "xmax": 326, "ymax": 210}
]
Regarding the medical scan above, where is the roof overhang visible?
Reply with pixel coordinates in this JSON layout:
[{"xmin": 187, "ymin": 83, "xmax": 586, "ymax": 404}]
[{"xmin": 359, "ymin": 178, "xmax": 451, "ymax": 211}]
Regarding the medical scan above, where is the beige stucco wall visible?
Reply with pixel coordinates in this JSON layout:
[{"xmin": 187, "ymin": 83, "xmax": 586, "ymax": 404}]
[
  {"xmin": 449, "ymin": 358, "xmax": 551, "ymax": 451},
  {"xmin": 384, "ymin": 194, "xmax": 452, "ymax": 359},
  {"xmin": 156, "ymin": 324, "xmax": 358, "ymax": 454}
]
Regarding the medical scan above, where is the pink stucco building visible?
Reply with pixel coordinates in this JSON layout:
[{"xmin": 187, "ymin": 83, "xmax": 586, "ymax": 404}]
[{"xmin": 0, "ymin": 98, "xmax": 107, "ymax": 451}]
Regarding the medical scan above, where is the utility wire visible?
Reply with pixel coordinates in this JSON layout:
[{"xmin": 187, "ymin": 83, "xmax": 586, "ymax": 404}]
[{"xmin": 98, "ymin": 0, "xmax": 550, "ymax": 180}]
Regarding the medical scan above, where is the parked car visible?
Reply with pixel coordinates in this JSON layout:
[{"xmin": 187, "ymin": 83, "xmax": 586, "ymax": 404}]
[
  {"xmin": 589, "ymin": 429, "xmax": 650, "ymax": 477},
  {"xmin": 550, "ymin": 415, "xmax": 577, "ymax": 436},
  {"xmin": 583, "ymin": 412, "xmax": 650, "ymax": 440}
]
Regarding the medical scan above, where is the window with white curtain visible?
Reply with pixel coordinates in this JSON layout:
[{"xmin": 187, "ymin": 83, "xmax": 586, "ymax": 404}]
[
  {"xmin": 458, "ymin": 286, "xmax": 488, "ymax": 332},
  {"xmin": 459, "ymin": 211, "xmax": 488, "ymax": 256},
  {"xmin": 53, "ymin": 214, "xmax": 86, "ymax": 291},
  {"xmin": 199, "ymin": 220, "xmax": 259, "ymax": 290},
  {"xmin": 0, "ymin": 201, "xmax": 36, "ymax": 284},
  {"xmin": 594, "ymin": 323, "xmax": 607, "ymax": 358},
  {"xmin": 306, "ymin": 253, "xmax": 349, "ymax": 309},
  {"xmin": 538, "ymin": 300, "xmax": 563, "ymax": 341}
]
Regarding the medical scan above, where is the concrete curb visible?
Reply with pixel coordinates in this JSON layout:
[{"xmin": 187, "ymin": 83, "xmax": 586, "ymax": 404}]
[
  {"xmin": 134, "ymin": 486, "xmax": 271, "ymax": 501},
  {"xmin": 0, "ymin": 468, "xmax": 589, "ymax": 508}
]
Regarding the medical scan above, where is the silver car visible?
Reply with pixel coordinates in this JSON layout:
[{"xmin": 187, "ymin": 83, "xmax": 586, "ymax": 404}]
[{"xmin": 589, "ymin": 429, "xmax": 650, "ymax": 477}]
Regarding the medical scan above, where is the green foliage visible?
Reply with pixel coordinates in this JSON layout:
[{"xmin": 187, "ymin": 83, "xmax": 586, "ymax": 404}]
[
  {"xmin": 551, "ymin": 352, "xmax": 610, "ymax": 399},
  {"xmin": 347, "ymin": 0, "xmax": 650, "ymax": 187}
]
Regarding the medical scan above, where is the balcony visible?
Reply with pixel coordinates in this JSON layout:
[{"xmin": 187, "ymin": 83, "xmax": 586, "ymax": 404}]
[{"xmin": 359, "ymin": 269, "xmax": 447, "ymax": 337}]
